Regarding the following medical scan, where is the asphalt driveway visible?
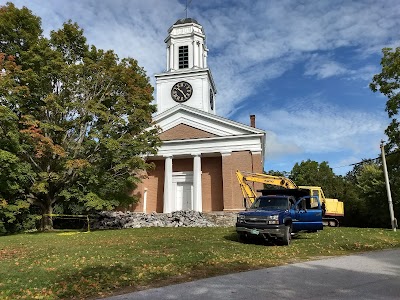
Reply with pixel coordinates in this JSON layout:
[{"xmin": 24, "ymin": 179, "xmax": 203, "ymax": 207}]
[{"xmin": 102, "ymin": 248, "xmax": 400, "ymax": 300}]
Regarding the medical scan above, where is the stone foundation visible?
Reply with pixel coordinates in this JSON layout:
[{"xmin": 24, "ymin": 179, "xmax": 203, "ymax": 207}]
[
  {"xmin": 92, "ymin": 210, "xmax": 237, "ymax": 229},
  {"xmin": 202, "ymin": 212, "xmax": 237, "ymax": 227}
]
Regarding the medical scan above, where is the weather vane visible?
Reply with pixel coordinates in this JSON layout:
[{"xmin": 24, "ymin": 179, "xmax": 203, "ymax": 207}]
[{"xmin": 185, "ymin": 0, "xmax": 192, "ymax": 18}]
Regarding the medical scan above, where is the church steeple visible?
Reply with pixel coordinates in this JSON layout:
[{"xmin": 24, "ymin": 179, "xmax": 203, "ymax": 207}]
[
  {"xmin": 155, "ymin": 18, "xmax": 216, "ymax": 115},
  {"xmin": 165, "ymin": 18, "xmax": 208, "ymax": 71}
]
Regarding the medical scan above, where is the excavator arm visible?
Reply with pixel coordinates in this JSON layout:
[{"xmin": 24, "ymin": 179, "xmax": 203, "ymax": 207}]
[
  {"xmin": 235, "ymin": 170, "xmax": 298, "ymax": 207},
  {"xmin": 236, "ymin": 170, "xmax": 258, "ymax": 207},
  {"xmin": 239, "ymin": 172, "xmax": 298, "ymax": 189}
]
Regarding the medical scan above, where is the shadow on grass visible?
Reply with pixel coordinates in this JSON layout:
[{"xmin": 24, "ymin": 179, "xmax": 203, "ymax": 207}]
[
  {"xmin": 55, "ymin": 264, "xmax": 134, "ymax": 299},
  {"xmin": 291, "ymin": 233, "xmax": 314, "ymax": 240},
  {"xmin": 55, "ymin": 262, "xmax": 257, "ymax": 299},
  {"xmin": 224, "ymin": 231, "xmax": 312, "ymax": 246},
  {"xmin": 338, "ymin": 242, "xmax": 394, "ymax": 252},
  {"xmin": 224, "ymin": 232, "xmax": 284, "ymax": 246}
]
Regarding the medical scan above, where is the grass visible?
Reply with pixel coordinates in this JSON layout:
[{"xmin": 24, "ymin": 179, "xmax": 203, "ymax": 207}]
[{"xmin": 0, "ymin": 227, "xmax": 399, "ymax": 300}]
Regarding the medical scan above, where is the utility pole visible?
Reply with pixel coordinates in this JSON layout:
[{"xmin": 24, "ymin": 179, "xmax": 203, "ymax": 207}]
[{"xmin": 380, "ymin": 140, "xmax": 397, "ymax": 231}]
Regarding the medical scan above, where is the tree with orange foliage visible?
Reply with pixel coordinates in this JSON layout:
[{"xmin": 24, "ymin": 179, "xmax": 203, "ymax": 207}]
[{"xmin": 0, "ymin": 3, "xmax": 160, "ymax": 231}]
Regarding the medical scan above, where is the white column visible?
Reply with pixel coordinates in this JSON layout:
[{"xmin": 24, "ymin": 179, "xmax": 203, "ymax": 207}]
[
  {"xmin": 170, "ymin": 44, "xmax": 174, "ymax": 70},
  {"xmin": 204, "ymin": 49, "xmax": 208, "ymax": 68},
  {"xmin": 143, "ymin": 188, "xmax": 148, "ymax": 213},
  {"xmin": 163, "ymin": 155, "xmax": 173, "ymax": 213},
  {"xmin": 193, "ymin": 41, "xmax": 198, "ymax": 68},
  {"xmin": 166, "ymin": 46, "xmax": 170, "ymax": 71},
  {"xmin": 192, "ymin": 154, "xmax": 202, "ymax": 212},
  {"xmin": 196, "ymin": 41, "xmax": 203, "ymax": 68},
  {"xmin": 192, "ymin": 41, "xmax": 195, "ymax": 68},
  {"xmin": 199, "ymin": 44, "xmax": 204, "ymax": 68}
]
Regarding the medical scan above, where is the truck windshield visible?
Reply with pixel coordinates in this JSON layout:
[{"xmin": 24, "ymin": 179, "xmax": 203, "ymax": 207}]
[{"xmin": 251, "ymin": 197, "xmax": 289, "ymax": 210}]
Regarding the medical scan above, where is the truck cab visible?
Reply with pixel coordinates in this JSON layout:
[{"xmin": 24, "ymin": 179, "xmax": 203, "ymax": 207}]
[{"xmin": 236, "ymin": 191, "xmax": 323, "ymax": 245}]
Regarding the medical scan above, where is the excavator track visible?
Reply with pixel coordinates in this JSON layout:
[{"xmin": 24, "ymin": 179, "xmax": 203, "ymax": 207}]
[{"xmin": 322, "ymin": 218, "xmax": 339, "ymax": 227}]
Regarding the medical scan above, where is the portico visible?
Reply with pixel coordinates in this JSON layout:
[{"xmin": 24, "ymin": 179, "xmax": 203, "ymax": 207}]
[{"xmin": 163, "ymin": 153, "xmax": 202, "ymax": 213}]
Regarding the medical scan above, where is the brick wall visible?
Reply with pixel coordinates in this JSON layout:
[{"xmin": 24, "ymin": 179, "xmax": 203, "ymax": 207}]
[
  {"xmin": 222, "ymin": 151, "xmax": 263, "ymax": 211},
  {"xmin": 202, "ymin": 157, "xmax": 223, "ymax": 211},
  {"xmin": 130, "ymin": 151, "xmax": 263, "ymax": 213},
  {"xmin": 159, "ymin": 124, "xmax": 216, "ymax": 141},
  {"xmin": 252, "ymin": 152, "xmax": 263, "ymax": 192},
  {"xmin": 172, "ymin": 158, "xmax": 193, "ymax": 172},
  {"xmin": 131, "ymin": 160, "xmax": 164, "ymax": 213}
]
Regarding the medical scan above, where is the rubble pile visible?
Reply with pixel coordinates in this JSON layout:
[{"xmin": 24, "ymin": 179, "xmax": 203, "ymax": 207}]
[{"xmin": 92, "ymin": 210, "xmax": 217, "ymax": 229}]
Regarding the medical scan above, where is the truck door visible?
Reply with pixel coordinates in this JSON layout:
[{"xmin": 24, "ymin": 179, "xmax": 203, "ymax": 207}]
[{"xmin": 292, "ymin": 196, "xmax": 323, "ymax": 231}]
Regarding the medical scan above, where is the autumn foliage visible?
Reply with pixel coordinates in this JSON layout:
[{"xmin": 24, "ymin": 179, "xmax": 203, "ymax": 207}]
[{"xmin": 0, "ymin": 3, "xmax": 160, "ymax": 232}]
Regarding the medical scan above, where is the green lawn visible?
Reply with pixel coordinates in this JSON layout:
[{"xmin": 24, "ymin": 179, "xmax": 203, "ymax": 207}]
[{"xmin": 0, "ymin": 227, "xmax": 399, "ymax": 299}]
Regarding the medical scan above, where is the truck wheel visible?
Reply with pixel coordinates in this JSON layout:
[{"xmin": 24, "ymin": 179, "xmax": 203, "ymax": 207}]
[
  {"xmin": 238, "ymin": 233, "xmax": 249, "ymax": 243},
  {"xmin": 282, "ymin": 225, "xmax": 292, "ymax": 246}
]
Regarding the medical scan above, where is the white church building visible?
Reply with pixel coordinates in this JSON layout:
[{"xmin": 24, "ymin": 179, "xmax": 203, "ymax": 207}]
[{"xmin": 130, "ymin": 18, "xmax": 266, "ymax": 213}]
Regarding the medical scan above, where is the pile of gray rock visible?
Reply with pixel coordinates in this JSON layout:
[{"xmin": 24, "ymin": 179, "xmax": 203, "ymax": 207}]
[{"xmin": 92, "ymin": 210, "xmax": 218, "ymax": 229}]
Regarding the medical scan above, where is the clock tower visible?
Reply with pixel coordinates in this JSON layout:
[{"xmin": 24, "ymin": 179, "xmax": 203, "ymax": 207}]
[{"xmin": 155, "ymin": 18, "xmax": 217, "ymax": 115}]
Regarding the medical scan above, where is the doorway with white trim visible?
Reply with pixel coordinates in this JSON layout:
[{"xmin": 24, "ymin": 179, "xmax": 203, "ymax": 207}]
[{"xmin": 172, "ymin": 171, "xmax": 193, "ymax": 211}]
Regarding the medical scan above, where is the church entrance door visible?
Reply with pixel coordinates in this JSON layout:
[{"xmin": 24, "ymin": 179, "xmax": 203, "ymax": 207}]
[
  {"xmin": 176, "ymin": 182, "xmax": 193, "ymax": 211},
  {"xmin": 172, "ymin": 171, "xmax": 193, "ymax": 211}
]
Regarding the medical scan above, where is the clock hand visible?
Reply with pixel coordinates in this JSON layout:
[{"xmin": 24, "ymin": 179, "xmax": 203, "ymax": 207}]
[{"xmin": 176, "ymin": 87, "xmax": 185, "ymax": 97}]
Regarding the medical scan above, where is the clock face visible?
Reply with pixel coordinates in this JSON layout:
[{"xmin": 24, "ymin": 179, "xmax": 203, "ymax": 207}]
[
  {"xmin": 210, "ymin": 89, "xmax": 214, "ymax": 110},
  {"xmin": 171, "ymin": 81, "xmax": 193, "ymax": 102}
]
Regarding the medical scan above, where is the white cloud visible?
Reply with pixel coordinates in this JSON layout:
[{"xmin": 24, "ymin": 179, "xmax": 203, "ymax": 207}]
[
  {"xmin": 265, "ymin": 131, "xmax": 304, "ymax": 157},
  {"xmin": 238, "ymin": 94, "xmax": 387, "ymax": 159},
  {"xmin": 305, "ymin": 55, "xmax": 349, "ymax": 79},
  {"xmin": 8, "ymin": 0, "xmax": 183, "ymax": 85},
  {"xmin": 5, "ymin": 0, "xmax": 399, "ymax": 116},
  {"xmin": 304, "ymin": 54, "xmax": 381, "ymax": 81},
  {"xmin": 348, "ymin": 65, "xmax": 380, "ymax": 81},
  {"xmin": 198, "ymin": 0, "xmax": 399, "ymax": 115}
]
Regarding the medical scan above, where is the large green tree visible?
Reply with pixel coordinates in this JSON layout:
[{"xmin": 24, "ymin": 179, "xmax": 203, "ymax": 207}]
[
  {"xmin": 0, "ymin": 98, "xmax": 35, "ymax": 233},
  {"xmin": 0, "ymin": 3, "xmax": 160, "ymax": 230},
  {"xmin": 370, "ymin": 47, "xmax": 400, "ymax": 150},
  {"xmin": 355, "ymin": 163, "xmax": 389, "ymax": 227},
  {"xmin": 289, "ymin": 160, "xmax": 344, "ymax": 199}
]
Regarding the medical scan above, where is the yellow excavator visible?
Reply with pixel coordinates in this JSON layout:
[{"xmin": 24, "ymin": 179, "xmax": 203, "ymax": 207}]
[{"xmin": 236, "ymin": 170, "xmax": 344, "ymax": 227}]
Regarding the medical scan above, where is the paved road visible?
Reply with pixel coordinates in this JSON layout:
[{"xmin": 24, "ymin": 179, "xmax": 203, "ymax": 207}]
[{"xmin": 103, "ymin": 249, "xmax": 400, "ymax": 300}]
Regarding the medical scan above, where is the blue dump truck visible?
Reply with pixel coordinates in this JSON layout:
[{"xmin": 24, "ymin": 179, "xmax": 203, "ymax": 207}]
[{"xmin": 236, "ymin": 189, "xmax": 323, "ymax": 245}]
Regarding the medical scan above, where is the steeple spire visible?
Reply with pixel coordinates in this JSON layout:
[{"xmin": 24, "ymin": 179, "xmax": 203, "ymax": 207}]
[{"xmin": 185, "ymin": 0, "xmax": 192, "ymax": 19}]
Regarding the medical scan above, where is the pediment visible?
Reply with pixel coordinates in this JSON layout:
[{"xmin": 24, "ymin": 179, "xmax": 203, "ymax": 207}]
[
  {"xmin": 160, "ymin": 124, "xmax": 216, "ymax": 141},
  {"xmin": 153, "ymin": 104, "xmax": 265, "ymax": 137}
]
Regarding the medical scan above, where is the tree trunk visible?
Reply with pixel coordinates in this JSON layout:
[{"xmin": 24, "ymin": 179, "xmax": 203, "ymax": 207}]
[{"xmin": 41, "ymin": 204, "xmax": 53, "ymax": 231}]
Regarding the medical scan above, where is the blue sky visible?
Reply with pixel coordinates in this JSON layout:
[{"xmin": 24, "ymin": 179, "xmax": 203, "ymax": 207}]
[{"xmin": 3, "ymin": 0, "xmax": 399, "ymax": 175}]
